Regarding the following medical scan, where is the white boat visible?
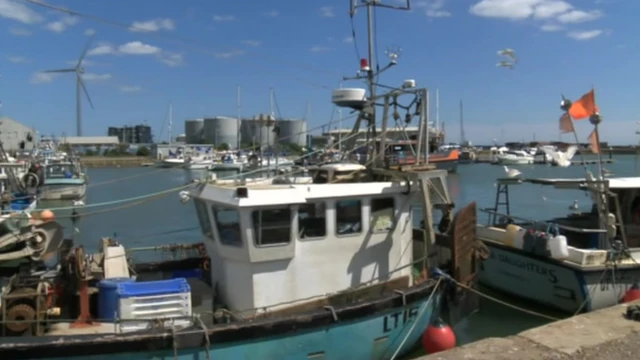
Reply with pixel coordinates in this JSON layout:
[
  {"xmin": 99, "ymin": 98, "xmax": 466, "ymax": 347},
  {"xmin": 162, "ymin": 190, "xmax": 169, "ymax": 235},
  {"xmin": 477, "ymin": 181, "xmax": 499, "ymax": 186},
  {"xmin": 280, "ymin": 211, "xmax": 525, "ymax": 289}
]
[
  {"xmin": 477, "ymin": 175, "xmax": 640, "ymax": 313},
  {"xmin": 496, "ymin": 150, "xmax": 534, "ymax": 165},
  {"xmin": 209, "ymin": 153, "xmax": 247, "ymax": 172},
  {"xmin": 184, "ymin": 154, "xmax": 216, "ymax": 170}
]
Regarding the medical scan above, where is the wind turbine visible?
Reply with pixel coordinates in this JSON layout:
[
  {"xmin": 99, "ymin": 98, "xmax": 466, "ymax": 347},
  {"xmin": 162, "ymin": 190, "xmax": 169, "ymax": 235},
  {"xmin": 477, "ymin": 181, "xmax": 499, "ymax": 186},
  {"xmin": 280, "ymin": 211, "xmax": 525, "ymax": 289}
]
[{"xmin": 41, "ymin": 36, "xmax": 95, "ymax": 136}]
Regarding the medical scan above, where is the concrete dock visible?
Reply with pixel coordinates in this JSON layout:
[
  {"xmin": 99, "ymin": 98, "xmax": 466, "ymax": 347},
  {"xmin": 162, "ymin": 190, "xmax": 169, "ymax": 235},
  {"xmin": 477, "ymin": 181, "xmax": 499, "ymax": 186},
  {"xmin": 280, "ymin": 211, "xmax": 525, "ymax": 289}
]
[{"xmin": 421, "ymin": 301, "xmax": 640, "ymax": 359}]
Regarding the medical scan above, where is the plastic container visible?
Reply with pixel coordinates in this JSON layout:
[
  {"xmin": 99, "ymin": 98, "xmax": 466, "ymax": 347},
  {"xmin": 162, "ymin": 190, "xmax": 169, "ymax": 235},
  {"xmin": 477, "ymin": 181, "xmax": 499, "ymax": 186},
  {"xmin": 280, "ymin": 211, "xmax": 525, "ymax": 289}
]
[
  {"xmin": 98, "ymin": 277, "xmax": 135, "ymax": 321},
  {"xmin": 548, "ymin": 235, "xmax": 570, "ymax": 260},
  {"xmin": 118, "ymin": 278, "xmax": 192, "ymax": 324}
]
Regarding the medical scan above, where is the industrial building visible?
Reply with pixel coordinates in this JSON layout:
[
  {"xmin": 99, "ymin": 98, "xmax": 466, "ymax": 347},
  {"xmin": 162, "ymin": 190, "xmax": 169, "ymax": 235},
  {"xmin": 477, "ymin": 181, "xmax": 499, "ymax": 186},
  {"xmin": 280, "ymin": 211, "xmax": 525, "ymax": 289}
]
[
  {"xmin": 184, "ymin": 115, "xmax": 308, "ymax": 149},
  {"xmin": 320, "ymin": 126, "xmax": 444, "ymax": 145},
  {"xmin": 107, "ymin": 124, "xmax": 153, "ymax": 144},
  {"xmin": 0, "ymin": 116, "xmax": 37, "ymax": 151}
]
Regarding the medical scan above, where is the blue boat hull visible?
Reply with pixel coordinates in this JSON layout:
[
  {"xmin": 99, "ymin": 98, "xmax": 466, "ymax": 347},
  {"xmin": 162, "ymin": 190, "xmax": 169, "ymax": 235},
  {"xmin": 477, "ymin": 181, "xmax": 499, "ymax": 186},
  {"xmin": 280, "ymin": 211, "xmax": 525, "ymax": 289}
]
[{"xmin": 4, "ymin": 283, "xmax": 443, "ymax": 359}]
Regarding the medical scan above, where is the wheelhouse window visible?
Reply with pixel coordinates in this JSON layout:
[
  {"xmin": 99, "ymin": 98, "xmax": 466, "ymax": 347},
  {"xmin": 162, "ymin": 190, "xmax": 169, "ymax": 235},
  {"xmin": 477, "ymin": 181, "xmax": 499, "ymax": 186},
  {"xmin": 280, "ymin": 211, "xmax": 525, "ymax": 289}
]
[
  {"xmin": 298, "ymin": 202, "xmax": 326, "ymax": 239},
  {"xmin": 213, "ymin": 208, "xmax": 242, "ymax": 247},
  {"xmin": 371, "ymin": 197, "xmax": 395, "ymax": 232},
  {"xmin": 336, "ymin": 200, "xmax": 362, "ymax": 236},
  {"xmin": 253, "ymin": 208, "xmax": 292, "ymax": 246},
  {"xmin": 194, "ymin": 199, "xmax": 213, "ymax": 238}
]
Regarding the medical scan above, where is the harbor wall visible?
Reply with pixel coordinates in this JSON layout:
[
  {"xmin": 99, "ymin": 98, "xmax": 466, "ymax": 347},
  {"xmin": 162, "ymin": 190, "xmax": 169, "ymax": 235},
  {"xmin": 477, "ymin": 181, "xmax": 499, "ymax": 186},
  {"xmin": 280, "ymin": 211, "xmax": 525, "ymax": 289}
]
[
  {"xmin": 420, "ymin": 300, "xmax": 640, "ymax": 359},
  {"xmin": 80, "ymin": 156, "xmax": 151, "ymax": 168}
]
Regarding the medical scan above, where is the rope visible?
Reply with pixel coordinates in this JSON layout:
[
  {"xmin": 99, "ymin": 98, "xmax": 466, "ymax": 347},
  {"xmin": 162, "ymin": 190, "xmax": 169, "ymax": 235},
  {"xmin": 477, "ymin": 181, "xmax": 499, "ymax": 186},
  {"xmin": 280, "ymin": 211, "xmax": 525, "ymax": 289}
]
[
  {"xmin": 389, "ymin": 278, "xmax": 443, "ymax": 360},
  {"xmin": 452, "ymin": 278, "xmax": 560, "ymax": 321}
]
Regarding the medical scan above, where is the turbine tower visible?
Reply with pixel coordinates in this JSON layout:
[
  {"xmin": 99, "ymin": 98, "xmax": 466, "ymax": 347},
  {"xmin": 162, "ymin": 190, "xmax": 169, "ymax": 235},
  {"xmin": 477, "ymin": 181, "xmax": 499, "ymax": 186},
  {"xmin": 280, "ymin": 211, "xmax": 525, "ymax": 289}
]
[{"xmin": 41, "ymin": 36, "xmax": 95, "ymax": 136}]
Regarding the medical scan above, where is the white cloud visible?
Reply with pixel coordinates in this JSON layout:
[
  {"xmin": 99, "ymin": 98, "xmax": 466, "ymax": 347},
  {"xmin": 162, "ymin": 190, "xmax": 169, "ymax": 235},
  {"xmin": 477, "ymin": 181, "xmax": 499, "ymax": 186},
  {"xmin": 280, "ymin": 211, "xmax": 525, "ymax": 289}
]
[
  {"xmin": 540, "ymin": 24, "xmax": 563, "ymax": 31},
  {"xmin": 88, "ymin": 43, "xmax": 116, "ymax": 56},
  {"xmin": 416, "ymin": 0, "xmax": 452, "ymax": 18},
  {"xmin": 557, "ymin": 10, "xmax": 602, "ymax": 23},
  {"xmin": 320, "ymin": 6, "xmax": 335, "ymax": 17},
  {"xmin": 0, "ymin": 0, "xmax": 43, "ymax": 24},
  {"xmin": 9, "ymin": 27, "xmax": 31, "ymax": 36},
  {"xmin": 120, "ymin": 85, "xmax": 143, "ymax": 93},
  {"xmin": 567, "ymin": 29, "xmax": 602, "ymax": 40},
  {"xmin": 213, "ymin": 15, "xmax": 236, "ymax": 22},
  {"xmin": 263, "ymin": 10, "xmax": 279, "ymax": 17},
  {"xmin": 157, "ymin": 52, "xmax": 184, "ymax": 67},
  {"xmin": 242, "ymin": 40, "xmax": 261, "ymax": 47},
  {"xmin": 82, "ymin": 73, "xmax": 112, "ymax": 81},
  {"xmin": 343, "ymin": 36, "xmax": 354, "ymax": 43},
  {"xmin": 118, "ymin": 41, "xmax": 161, "ymax": 55},
  {"xmin": 130, "ymin": 18, "xmax": 175, "ymax": 32},
  {"xmin": 45, "ymin": 16, "xmax": 79, "ymax": 33},
  {"xmin": 469, "ymin": 1, "xmax": 604, "ymax": 33},
  {"xmin": 84, "ymin": 28, "xmax": 95, "ymax": 36},
  {"xmin": 87, "ymin": 41, "xmax": 182, "ymax": 66},
  {"xmin": 309, "ymin": 46, "xmax": 333, "ymax": 53},
  {"xmin": 7, "ymin": 55, "xmax": 29, "ymax": 64},
  {"xmin": 214, "ymin": 50, "xmax": 244, "ymax": 59},
  {"xmin": 30, "ymin": 72, "xmax": 57, "ymax": 84}
]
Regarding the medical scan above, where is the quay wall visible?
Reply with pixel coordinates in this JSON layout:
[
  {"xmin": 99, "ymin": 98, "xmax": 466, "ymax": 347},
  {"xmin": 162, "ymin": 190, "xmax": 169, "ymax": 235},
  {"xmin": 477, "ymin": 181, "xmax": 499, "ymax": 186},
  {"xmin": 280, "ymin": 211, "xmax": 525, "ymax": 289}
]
[
  {"xmin": 420, "ymin": 301, "xmax": 640, "ymax": 360},
  {"xmin": 80, "ymin": 156, "xmax": 151, "ymax": 168}
]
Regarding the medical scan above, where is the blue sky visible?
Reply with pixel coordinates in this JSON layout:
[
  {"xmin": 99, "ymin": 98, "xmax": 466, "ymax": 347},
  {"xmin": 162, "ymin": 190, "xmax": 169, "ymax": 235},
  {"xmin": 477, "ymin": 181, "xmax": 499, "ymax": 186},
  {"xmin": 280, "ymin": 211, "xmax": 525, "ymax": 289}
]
[{"xmin": 0, "ymin": 0, "xmax": 638, "ymax": 144}]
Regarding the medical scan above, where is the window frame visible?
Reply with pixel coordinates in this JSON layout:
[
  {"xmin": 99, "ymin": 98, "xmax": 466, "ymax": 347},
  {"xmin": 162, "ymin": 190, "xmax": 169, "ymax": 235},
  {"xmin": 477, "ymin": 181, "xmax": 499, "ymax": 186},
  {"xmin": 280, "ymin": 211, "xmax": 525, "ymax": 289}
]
[
  {"xmin": 193, "ymin": 198, "xmax": 214, "ymax": 239},
  {"xmin": 252, "ymin": 207, "xmax": 293, "ymax": 247},
  {"xmin": 212, "ymin": 206, "xmax": 243, "ymax": 248},
  {"xmin": 298, "ymin": 201, "xmax": 327, "ymax": 240},
  {"xmin": 335, "ymin": 199, "xmax": 363, "ymax": 237},
  {"xmin": 370, "ymin": 197, "xmax": 396, "ymax": 233}
]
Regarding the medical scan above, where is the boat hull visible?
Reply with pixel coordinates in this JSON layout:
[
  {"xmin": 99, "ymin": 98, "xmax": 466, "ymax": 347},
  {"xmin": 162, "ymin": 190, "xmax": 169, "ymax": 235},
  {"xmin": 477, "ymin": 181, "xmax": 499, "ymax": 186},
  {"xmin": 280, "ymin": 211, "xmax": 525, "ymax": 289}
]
[
  {"xmin": 478, "ymin": 241, "xmax": 640, "ymax": 313},
  {"xmin": 2, "ymin": 283, "xmax": 441, "ymax": 360},
  {"xmin": 431, "ymin": 159, "xmax": 458, "ymax": 173},
  {"xmin": 160, "ymin": 160, "xmax": 185, "ymax": 168},
  {"xmin": 39, "ymin": 183, "xmax": 87, "ymax": 200},
  {"xmin": 496, "ymin": 156, "xmax": 534, "ymax": 165}
]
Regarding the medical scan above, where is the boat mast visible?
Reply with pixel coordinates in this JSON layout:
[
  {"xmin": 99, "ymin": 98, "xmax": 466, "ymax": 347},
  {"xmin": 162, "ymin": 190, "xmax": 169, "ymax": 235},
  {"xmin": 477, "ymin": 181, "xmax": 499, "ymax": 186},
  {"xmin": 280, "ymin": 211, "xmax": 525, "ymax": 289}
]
[
  {"xmin": 459, "ymin": 99, "xmax": 466, "ymax": 145},
  {"xmin": 237, "ymin": 86, "xmax": 242, "ymax": 149},
  {"xmin": 168, "ymin": 102, "xmax": 173, "ymax": 147},
  {"xmin": 348, "ymin": 0, "xmax": 411, "ymax": 161}
]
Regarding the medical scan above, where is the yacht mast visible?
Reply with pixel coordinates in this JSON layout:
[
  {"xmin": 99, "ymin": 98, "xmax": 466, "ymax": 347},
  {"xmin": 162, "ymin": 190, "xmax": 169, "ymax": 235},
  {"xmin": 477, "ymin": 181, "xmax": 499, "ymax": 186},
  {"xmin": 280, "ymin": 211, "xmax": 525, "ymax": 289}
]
[{"xmin": 237, "ymin": 86, "xmax": 241, "ymax": 149}]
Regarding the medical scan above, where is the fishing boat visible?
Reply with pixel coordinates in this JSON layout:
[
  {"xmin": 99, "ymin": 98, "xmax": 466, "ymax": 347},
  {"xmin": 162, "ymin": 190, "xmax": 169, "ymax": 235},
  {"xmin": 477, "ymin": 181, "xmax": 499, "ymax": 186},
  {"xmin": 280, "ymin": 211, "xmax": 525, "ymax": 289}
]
[
  {"xmin": 37, "ymin": 161, "xmax": 87, "ymax": 201},
  {"xmin": 383, "ymin": 140, "xmax": 459, "ymax": 173},
  {"xmin": 476, "ymin": 100, "xmax": 640, "ymax": 313}
]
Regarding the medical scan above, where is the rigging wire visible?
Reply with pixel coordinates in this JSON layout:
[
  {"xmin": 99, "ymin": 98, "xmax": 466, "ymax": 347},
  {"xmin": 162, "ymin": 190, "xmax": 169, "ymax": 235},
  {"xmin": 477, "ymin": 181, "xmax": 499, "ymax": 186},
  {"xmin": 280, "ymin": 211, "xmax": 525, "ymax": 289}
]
[
  {"xmin": 14, "ymin": 0, "xmax": 336, "ymax": 91},
  {"xmin": 373, "ymin": 5, "xmax": 381, "ymax": 80}
]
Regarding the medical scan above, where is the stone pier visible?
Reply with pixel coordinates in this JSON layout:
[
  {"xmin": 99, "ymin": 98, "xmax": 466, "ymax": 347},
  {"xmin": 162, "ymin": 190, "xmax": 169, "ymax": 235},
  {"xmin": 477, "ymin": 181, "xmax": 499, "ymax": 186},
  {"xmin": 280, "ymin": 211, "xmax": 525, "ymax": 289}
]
[{"xmin": 421, "ymin": 301, "xmax": 640, "ymax": 360}]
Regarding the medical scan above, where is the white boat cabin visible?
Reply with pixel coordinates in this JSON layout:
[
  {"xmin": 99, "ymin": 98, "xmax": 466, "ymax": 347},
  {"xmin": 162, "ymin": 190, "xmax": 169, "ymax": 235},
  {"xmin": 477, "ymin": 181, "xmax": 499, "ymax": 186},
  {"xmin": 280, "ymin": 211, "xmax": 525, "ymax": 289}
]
[{"xmin": 193, "ymin": 163, "xmax": 450, "ymax": 314}]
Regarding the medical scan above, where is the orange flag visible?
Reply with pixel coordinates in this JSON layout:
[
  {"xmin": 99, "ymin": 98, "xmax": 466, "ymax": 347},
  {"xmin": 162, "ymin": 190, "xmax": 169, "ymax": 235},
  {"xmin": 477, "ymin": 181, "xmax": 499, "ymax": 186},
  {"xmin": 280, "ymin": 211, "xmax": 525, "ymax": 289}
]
[
  {"xmin": 569, "ymin": 89, "xmax": 599, "ymax": 120},
  {"xmin": 559, "ymin": 113, "xmax": 574, "ymax": 133},
  {"xmin": 588, "ymin": 130, "xmax": 599, "ymax": 154}
]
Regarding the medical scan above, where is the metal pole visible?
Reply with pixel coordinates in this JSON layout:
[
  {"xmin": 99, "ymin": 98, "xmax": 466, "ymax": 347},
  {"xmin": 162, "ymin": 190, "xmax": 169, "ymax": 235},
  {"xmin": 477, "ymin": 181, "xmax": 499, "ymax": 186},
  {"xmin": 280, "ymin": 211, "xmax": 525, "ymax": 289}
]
[
  {"xmin": 237, "ymin": 86, "xmax": 241, "ymax": 149},
  {"xmin": 365, "ymin": 1, "xmax": 376, "ymax": 160}
]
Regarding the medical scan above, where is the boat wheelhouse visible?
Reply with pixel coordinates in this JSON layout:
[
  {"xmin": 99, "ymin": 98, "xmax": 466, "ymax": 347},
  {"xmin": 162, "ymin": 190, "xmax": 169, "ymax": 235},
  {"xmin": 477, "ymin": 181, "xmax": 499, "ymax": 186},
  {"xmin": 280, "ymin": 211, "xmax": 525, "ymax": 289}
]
[{"xmin": 477, "ymin": 176, "xmax": 640, "ymax": 313}]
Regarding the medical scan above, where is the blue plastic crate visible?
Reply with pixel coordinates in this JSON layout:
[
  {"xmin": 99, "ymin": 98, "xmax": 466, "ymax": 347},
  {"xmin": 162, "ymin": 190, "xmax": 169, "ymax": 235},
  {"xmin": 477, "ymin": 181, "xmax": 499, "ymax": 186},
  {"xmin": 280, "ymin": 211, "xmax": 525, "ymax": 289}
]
[{"xmin": 117, "ymin": 278, "xmax": 190, "ymax": 298}]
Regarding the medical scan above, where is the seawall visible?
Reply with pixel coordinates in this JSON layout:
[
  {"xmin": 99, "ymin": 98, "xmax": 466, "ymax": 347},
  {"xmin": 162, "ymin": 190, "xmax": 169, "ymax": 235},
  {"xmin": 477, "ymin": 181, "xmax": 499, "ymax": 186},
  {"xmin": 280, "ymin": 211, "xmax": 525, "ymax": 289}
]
[
  {"xmin": 420, "ymin": 301, "xmax": 640, "ymax": 359},
  {"xmin": 80, "ymin": 156, "xmax": 152, "ymax": 168}
]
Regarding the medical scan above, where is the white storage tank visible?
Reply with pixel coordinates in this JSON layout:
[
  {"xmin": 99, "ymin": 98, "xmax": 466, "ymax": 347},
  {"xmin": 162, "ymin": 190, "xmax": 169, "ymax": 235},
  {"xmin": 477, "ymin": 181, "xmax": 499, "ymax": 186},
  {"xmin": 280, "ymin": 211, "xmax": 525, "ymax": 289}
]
[
  {"xmin": 203, "ymin": 116, "xmax": 239, "ymax": 149},
  {"xmin": 240, "ymin": 114, "xmax": 276, "ymax": 148},
  {"xmin": 276, "ymin": 119, "xmax": 307, "ymax": 147},
  {"xmin": 184, "ymin": 118, "xmax": 204, "ymax": 144}
]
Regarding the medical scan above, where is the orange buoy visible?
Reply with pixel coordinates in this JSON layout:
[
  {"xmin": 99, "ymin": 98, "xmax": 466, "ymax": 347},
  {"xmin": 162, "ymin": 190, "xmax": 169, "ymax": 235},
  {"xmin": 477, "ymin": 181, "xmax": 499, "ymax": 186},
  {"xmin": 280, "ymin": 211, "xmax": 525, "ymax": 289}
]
[
  {"xmin": 421, "ymin": 318, "xmax": 456, "ymax": 354},
  {"xmin": 40, "ymin": 209, "xmax": 55, "ymax": 222},
  {"xmin": 622, "ymin": 282, "xmax": 640, "ymax": 303}
]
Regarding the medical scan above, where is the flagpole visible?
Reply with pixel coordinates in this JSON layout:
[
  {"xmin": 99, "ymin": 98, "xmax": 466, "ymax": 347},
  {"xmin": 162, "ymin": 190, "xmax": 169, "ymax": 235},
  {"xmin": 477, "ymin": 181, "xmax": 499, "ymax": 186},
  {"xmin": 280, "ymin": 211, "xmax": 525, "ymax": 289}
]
[
  {"xmin": 560, "ymin": 98, "xmax": 588, "ymax": 172},
  {"xmin": 589, "ymin": 88, "xmax": 605, "ymax": 179}
]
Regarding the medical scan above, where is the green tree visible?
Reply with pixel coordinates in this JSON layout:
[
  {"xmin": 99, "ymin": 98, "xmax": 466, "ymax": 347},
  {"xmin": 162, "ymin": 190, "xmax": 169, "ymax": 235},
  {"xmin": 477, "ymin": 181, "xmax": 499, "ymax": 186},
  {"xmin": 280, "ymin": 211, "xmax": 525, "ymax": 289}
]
[
  {"xmin": 136, "ymin": 146, "xmax": 150, "ymax": 157},
  {"xmin": 216, "ymin": 143, "xmax": 230, "ymax": 151}
]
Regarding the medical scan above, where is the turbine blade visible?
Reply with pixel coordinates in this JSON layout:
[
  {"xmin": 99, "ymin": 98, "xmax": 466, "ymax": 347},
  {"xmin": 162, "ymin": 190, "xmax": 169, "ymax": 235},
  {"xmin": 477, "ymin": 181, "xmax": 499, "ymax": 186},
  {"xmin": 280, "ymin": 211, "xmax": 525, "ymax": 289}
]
[
  {"xmin": 77, "ymin": 34, "xmax": 95, "ymax": 68},
  {"xmin": 42, "ymin": 68, "xmax": 75, "ymax": 73},
  {"xmin": 79, "ymin": 77, "xmax": 94, "ymax": 109}
]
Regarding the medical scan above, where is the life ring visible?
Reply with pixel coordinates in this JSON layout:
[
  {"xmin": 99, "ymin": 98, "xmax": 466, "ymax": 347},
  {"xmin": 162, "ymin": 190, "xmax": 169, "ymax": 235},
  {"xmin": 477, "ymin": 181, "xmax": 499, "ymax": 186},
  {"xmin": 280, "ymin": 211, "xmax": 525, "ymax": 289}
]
[{"xmin": 22, "ymin": 172, "xmax": 39, "ymax": 188}]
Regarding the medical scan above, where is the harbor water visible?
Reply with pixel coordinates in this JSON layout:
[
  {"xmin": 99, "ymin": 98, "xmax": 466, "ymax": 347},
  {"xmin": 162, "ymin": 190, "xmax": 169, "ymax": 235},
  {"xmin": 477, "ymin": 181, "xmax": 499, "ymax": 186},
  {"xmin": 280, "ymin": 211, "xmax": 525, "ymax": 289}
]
[{"xmin": 37, "ymin": 155, "xmax": 637, "ymax": 352}]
